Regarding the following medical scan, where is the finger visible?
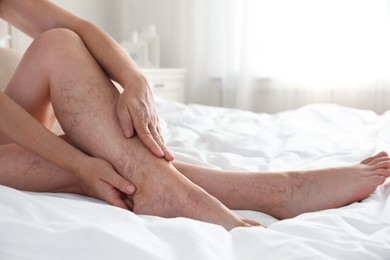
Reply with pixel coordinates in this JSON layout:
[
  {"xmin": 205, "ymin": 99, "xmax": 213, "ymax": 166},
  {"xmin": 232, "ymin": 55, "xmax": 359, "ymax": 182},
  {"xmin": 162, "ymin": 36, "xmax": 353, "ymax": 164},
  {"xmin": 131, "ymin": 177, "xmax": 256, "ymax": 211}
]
[
  {"xmin": 117, "ymin": 103, "xmax": 134, "ymax": 138},
  {"xmin": 151, "ymin": 126, "xmax": 174, "ymax": 161},
  {"xmin": 156, "ymin": 124, "xmax": 174, "ymax": 161},
  {"xmin": 135, "ymin": 122, "xmax": 164, "ymax": 157},
  {"xmin": 124, "ymin": 196, "xmax": 134, "ymax": 211},
  {"xmin": 242, "ymin": 218, "xmax": 266, "ymax": 228},
  {"xmin": 104, "ymin": 186, "xmax": 129, "ymax": 210},
  {"xmin": 105, "ymin": 170, "xmax": 137, "ymax": 195}
]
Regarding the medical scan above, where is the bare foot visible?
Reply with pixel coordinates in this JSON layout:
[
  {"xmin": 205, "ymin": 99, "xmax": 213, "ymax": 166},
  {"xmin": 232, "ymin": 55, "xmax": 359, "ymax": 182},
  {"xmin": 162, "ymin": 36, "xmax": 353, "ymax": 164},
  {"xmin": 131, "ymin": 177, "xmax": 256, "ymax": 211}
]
[
  {"xmin": 250, "ymin": 152, "xmax": 390, "ymax": 219},
  {"xmin": 117, "ymin": 138, "xmax": 253, "ymax": 230}
]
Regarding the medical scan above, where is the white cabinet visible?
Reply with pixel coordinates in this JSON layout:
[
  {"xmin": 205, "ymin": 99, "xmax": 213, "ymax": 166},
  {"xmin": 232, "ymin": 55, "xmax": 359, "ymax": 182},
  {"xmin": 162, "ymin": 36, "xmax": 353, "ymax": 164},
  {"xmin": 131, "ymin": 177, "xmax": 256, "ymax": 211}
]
[{"xmin": 141, "ymin": 68, "xmax": 187, "ymax": 103}]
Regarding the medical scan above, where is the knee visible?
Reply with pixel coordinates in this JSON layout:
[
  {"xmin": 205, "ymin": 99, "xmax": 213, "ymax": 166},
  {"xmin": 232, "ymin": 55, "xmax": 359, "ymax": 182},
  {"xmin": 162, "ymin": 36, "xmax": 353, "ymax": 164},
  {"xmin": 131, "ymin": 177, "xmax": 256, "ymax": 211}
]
[
  {"xmin": 34, "ymin": 28, "xmax": 82, "ymax": 47},
  {"xmin": 29, "ymin": 28, "xmax": 85, "ymax": 59}
]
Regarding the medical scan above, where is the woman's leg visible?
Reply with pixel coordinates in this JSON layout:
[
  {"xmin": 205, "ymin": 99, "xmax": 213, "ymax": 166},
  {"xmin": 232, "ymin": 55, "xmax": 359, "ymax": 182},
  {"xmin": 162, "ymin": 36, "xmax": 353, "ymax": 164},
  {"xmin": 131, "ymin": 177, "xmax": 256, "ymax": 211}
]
[
  {"xmin": 0, "ymin": 143, "xmax": 81, "ymax": 194},
  {"xmin": 173, "ymin": 151, "xmax": 390, "ymax": 219},
  {"xmin": 0, "ymin": 32, "xmax": 81, "ymax": 194},
  {"xmin": 3, "ymin": 28, "xmax": 387, "ymax": 225},
  {"xmin": 2, "ymin": 140, "xmax": 387, "ymax": 221},
  {"xmin": 0, "ymin": 28, "xmax": 250, "ymax": 230}
]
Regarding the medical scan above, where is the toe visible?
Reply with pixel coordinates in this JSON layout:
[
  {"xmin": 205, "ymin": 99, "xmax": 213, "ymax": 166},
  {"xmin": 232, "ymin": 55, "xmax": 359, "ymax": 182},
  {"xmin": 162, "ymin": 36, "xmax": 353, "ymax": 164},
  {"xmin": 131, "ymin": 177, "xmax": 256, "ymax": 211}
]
[
  {"xmin": 370, "ymin": 173, "xmax": 387, "ymax": 186},
  {"xmin": 367, "ymin": 156, "xmax": 390, "ymax": 167},
  {"xmin": 361, "ymin": 152, "xmax": 389, "ymax": 165},
  {"xmin": 372, "ymin": 160, "xmax": 390, "ymax": 170}
]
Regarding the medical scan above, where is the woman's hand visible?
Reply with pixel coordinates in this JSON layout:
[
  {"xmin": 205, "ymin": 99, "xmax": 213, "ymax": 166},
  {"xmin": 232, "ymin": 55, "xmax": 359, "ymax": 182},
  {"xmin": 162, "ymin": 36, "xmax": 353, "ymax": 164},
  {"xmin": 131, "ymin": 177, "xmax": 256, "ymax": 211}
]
[
  {"xmin": 116, "ymin": 76, "xmax": 174, "ymax": 161},
  {"xmin": 76, "ymin": 156, "xmax": 136, "ymax": 210},
  {"xmin": 2, "ymin": 0, "xmax": 173, "ymax": 161}
]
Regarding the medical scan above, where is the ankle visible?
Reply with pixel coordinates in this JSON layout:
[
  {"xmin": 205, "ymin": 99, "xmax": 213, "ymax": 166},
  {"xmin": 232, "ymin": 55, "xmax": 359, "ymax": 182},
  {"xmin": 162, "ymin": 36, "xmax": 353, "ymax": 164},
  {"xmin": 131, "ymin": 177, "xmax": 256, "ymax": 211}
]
[{"xmin": 255, "ymin": 172, "xmax": 295, "ymax": 216}]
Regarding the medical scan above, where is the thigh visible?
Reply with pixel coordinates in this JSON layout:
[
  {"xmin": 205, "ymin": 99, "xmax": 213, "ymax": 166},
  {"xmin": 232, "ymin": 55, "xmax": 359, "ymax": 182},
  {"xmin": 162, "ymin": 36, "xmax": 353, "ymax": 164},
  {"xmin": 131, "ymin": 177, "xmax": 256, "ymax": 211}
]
[
  {"xmin": 4, "ymin": 46, "xmax": 55, "ymax": 131},
  {"xmin": 1, "ymin": 29, "xmax": 89, "ymax": 144}
]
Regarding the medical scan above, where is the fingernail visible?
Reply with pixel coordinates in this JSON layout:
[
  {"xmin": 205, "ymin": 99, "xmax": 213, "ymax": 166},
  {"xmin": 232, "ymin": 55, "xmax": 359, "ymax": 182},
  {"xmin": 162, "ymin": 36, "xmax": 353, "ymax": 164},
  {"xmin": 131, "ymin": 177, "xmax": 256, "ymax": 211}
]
[
  {"xmin": 127, "ymin": 185, "xmax": 135, "ymax": 194},
  {"xmin": 157, "ymin": 147, "xmax": 164, "ymax": 157},
  {"xmin": 124, "ymin": 129, "xmax": 132, "ymax": 138},
  {"xmin": 165, "ymin": 153, "xmax": 174, "ymax": 161},
  {"xmin": 159, "ymin": 151, "xmax": 165, "ymax": 157}
]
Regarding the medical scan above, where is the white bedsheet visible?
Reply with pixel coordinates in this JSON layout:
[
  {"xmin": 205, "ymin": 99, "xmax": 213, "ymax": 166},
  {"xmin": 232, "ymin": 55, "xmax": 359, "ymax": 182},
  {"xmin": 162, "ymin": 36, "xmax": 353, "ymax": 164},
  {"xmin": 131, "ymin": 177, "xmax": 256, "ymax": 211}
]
[{"xmin": 1, "ymin": 99, "xmax": 390, "ymax": 260}]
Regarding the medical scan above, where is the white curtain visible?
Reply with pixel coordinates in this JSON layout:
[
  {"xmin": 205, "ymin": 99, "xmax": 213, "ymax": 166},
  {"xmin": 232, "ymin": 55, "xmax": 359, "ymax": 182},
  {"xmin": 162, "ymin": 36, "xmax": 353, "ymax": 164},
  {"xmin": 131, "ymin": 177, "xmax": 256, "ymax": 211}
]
[{"xmin": 176, "ymin": 0, "xmax": 390, "ymax": 113}]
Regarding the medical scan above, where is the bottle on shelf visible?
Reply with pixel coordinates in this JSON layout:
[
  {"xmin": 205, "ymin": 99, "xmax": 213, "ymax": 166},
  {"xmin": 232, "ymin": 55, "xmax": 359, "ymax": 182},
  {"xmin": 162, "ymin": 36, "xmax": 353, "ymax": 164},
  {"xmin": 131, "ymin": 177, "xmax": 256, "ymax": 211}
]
[
  {"xmin": 139, "ymin": 24, "xmax": 160, "ymax": 68},
  {"xmin": 121, "ymin": 31, "xmax": 148, "ymax": 68}
]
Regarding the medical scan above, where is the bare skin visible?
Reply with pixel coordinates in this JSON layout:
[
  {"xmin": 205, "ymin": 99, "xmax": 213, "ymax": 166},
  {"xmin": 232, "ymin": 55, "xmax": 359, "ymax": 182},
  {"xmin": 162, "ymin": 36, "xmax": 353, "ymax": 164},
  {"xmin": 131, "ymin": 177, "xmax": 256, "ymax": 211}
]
[
  {"xmin": 1, "ymin": 29, "xmax": 389, "ymax": 229},
  {"xmin": 0, "ymin": 0, "xmax": 173, "ymax": 161},
  {"xmin": 1, "ymin": 141, "xmax": 389, "ymax": 222},
  {"xmin": 1, "ymin": 28, "xmax": 250, "ymax": 230},
  {"xmin": 173, "ymin": 151, "xmax": 390, "ymax": 219}
]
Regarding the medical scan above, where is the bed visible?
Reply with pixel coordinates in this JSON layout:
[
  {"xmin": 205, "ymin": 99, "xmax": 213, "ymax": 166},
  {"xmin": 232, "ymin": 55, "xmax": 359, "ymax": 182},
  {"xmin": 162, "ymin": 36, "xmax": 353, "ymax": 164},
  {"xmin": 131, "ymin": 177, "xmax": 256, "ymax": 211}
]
[
  {"xmin": 1, "ymin": 94, "xmax": 390, "ymax": 259},
  {"xmin": 0, "ymin": 45, "xmax": 389, "ymax": 260}
]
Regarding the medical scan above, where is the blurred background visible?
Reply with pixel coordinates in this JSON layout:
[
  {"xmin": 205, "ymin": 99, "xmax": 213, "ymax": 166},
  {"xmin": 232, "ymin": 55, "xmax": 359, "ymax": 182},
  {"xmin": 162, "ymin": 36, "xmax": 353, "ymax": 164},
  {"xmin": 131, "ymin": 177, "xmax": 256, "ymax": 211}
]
[{"xmin": 3, "ymin": 0, "xmax": 390, "ymax": 113}]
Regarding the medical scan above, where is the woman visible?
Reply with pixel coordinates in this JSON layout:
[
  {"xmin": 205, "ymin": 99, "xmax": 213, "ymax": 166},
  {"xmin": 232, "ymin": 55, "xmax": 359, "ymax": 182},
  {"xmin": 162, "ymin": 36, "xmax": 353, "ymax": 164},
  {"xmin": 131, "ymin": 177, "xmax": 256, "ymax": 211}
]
[{"xmin": 1, "ymin": 0, "xmax": 389, "ymax": 230}]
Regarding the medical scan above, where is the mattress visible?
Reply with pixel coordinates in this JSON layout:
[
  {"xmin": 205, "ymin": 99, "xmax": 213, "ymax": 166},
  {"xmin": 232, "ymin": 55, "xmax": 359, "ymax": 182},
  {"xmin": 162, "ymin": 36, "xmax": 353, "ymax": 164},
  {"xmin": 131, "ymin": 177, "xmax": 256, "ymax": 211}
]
[{"xmin": 1, "ymin": 98, "xmax": 389, "ymax": 260}]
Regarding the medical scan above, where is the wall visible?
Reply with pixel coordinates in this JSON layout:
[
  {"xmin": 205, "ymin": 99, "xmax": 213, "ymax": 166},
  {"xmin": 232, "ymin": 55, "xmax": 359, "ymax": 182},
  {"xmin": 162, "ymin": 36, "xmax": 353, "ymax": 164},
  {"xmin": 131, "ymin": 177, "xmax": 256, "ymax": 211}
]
[
  {"xmin": 6, "ymin": 0, "xmax": 216, "ymax": 106},
  {"xmin": 127, "ymin": 0, "xmax": 222, "ymax": 105},
  {"xmin": 127, "ymin": 0, "xmax": 183, "ymax": 68},
  {"xmin": 52, "ymin": 0, "xmax": 129, "ymax": 40},
  {"xmin": 8, "ymin": 0, "xmax": 180, "ymax": 68},
  {"xmin": 52, "ymin": 0, "xmax": 182, "ymax": 68},
  {"xmin": 10, "ymin": 0, "xmax": 132, "ymax": 52}
]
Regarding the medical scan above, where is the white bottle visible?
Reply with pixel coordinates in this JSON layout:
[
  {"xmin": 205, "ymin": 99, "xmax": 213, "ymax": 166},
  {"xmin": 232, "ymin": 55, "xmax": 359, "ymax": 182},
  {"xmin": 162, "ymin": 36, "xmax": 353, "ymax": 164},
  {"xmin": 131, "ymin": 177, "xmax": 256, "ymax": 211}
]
[
  {"xmin": 0, "ymin": 34, "xmax": 10, "ymax": 48},
  {"xmin": 121, "ymin": 31, "xmax": 148, "ymax": 68},
  {"xmin": 139, "ymin": 25, "xmax": 160, "ymax": 68}
]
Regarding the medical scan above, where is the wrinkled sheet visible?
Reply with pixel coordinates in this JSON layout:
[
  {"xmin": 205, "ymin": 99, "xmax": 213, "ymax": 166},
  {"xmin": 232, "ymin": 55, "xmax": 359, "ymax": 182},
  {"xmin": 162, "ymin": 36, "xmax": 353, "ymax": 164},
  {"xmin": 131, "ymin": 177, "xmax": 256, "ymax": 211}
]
[{"xmin": 1, "ymin": 99, "xmax": 390, "ymax": 260}]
